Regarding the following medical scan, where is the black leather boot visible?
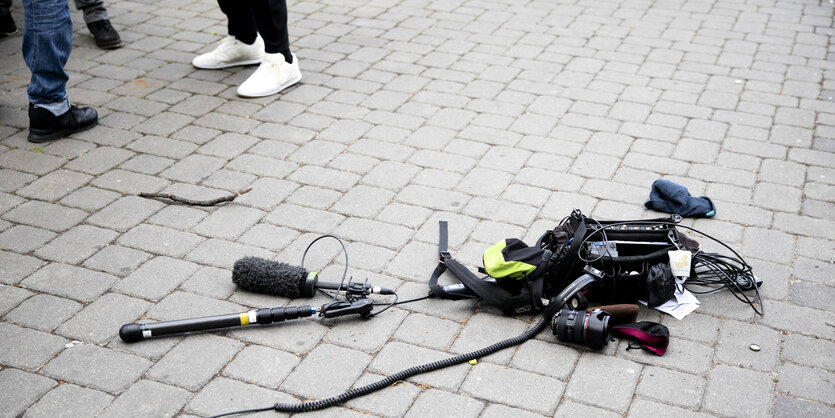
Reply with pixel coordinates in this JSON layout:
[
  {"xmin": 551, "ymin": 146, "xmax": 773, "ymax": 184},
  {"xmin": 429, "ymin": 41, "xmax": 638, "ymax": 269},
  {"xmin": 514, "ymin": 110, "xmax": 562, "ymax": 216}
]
[
  {"xmin": 28, "ymin": 103, "xmax": 98, "ymax": 143},
  {"xmin": 0, "ymin": 12, "xmax": 17, "ymax": 38},
  {"xmin": 87, "ymin": 19, "xmax": 122, "ymax": 49}
]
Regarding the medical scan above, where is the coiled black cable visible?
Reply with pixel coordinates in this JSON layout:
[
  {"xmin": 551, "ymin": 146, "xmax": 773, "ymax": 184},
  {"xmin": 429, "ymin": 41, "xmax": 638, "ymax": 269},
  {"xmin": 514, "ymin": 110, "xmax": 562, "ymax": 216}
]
[
  {"xmin": 273, "ymin": 318, "xmax": 548, "ymax": 413},
  {"xmin": 210, "ymin": 318, "xmax": 549, "ymax": 417}
]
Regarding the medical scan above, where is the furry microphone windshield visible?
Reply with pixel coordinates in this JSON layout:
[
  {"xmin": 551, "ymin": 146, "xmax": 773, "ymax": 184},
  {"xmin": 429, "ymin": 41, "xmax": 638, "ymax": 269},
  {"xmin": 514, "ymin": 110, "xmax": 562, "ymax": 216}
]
[{"xmin": 232, "ymin": 256, "xmax": 309, "ymax": 298}]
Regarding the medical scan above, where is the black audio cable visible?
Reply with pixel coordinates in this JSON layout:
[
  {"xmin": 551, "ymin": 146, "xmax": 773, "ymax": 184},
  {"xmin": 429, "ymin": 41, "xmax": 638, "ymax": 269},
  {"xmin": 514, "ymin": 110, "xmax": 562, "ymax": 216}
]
[{"xmin": 570, "ymin": 218, "xmax": 763, "ymax": 315}]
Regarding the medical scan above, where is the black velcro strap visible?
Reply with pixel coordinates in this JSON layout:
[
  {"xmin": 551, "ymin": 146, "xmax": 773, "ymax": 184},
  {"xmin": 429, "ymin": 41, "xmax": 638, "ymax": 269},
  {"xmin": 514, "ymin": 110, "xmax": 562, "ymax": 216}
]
[{"xmin": 429, "ymin": 221, "xmax": 513, "ymax": 308}]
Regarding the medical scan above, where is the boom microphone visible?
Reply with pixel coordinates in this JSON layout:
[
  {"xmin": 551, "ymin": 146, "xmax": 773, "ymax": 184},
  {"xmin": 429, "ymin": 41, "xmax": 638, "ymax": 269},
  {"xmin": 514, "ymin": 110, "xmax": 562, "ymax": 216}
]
[{"xmin": 232, "ymin": 256, "xmax": 394, "ymax": 297}]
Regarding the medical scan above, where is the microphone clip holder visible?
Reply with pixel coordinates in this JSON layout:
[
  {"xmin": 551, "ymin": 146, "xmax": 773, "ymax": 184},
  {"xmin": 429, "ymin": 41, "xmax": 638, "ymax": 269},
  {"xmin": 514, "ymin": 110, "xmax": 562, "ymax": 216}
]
[{"xmin": 320, "ymin": 298, "xmax": 374, "ymax": 319}]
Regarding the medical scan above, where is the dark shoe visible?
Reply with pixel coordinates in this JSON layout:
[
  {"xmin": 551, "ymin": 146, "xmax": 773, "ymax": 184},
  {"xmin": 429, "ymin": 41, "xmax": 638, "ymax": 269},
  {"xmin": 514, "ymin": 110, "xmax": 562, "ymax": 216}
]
[
  {"xmin": 87, "ymin": 19, "xmax": 122, "ymax": 49},
  {"xmin": 28, "ymin": 103, "xmax": 98, "ymax": 143},
  {"xmin": 0, "ymin": 12, "xmax": 17, "ymax": 38}
]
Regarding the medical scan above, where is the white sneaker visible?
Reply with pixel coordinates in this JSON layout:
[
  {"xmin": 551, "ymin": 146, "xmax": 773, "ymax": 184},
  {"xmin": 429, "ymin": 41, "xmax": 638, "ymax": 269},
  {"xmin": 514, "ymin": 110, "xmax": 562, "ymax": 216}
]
[
  {"xmin": 192, "ymin": 35, "xmax": 264, "ymax": 69},
  {"xmin": 237, "ymin": 53, "xmax": 302, "ymax": 98}
]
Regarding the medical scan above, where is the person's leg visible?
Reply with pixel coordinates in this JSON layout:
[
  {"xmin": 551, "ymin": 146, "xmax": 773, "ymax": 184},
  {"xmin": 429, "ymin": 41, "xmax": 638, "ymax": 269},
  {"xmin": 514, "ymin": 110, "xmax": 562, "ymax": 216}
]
[
  {"xmin": 22, "ymin": 0, "xmax": 97, "ymax": 142},
  {"xmin": 73, "ymin": 0, "xmax": 121, "ymax": 49},
  {"xmin": 192, "ymin": 0, "xmax": 264, "ymax": 69},
  {"xmin": 218, "ymin": 0, "xmax": 257, "ymax": 45},
  {"xmin": 250, "ymin": 0, "xmax": 291, "ymax": 62},
  {"xmin": 236, "ymin": 0, "xmax": 300, "ymax": 97},
  {"xmin": 72, "ymin": 0, "xmax": 106, "ymax": 23},
  {"xmin": 0, "ymin": 0, "xmax": 17, "ymax": 38},
  {"xmin": 23, "ymin": 0, "xmax": 71, "ymax": 112}
]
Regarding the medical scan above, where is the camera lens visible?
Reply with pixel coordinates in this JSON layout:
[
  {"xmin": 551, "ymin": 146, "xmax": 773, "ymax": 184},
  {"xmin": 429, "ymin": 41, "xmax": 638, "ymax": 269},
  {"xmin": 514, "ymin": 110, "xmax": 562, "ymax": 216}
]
[{"xmin": 551, "ymin": 308, "xmax": 611, "ymax": 349}]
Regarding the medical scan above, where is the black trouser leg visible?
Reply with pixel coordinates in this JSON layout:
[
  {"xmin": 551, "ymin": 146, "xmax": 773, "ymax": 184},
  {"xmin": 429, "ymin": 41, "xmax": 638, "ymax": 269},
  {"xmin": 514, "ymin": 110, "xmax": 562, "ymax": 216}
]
[
  {"xmin": 252, "ymin": 0, "xmax": 290, "ymax": 58},
  {"xmin": 217, "ymin": 0, "xmax": 257, "ymax": 45}
]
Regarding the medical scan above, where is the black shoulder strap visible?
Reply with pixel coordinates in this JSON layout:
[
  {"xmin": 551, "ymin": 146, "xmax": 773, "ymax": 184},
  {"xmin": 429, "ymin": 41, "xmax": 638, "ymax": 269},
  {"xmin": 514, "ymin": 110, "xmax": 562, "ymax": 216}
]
[{"xmin": 428, "ymin": 221, "xmax": 512, "ymax": 308}]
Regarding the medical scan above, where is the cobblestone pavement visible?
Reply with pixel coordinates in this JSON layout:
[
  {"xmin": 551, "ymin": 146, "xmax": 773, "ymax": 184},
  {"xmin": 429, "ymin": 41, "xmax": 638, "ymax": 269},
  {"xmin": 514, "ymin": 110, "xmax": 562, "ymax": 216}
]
[{"xmin": 1, "ymin": 0, "xmax": 834, "ymax": 417}]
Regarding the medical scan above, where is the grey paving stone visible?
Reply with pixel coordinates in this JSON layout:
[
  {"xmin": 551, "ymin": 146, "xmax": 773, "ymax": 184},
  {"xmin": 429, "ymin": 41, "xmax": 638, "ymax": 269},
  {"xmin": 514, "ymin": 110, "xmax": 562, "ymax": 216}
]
[
  {"xmin": 227, "ymin": 153, "xmax": 297, "ymax": 179},
  {"xmin": 146, "ymin": 290, "xmax": 244, "ymax": 322},
  {"xmin": 63, "ymin": 146, "xmax": 136, "ymax": 175},
  {"xmin": 627, "ymin": 399, "xmax": 714, "ymax": 418},
  {"xmin": 793, "ymin": 257, "xmax": 835, "ymax": 286},
  {"xmin": 324, "ymin": 307, "xmax": 408, "ymax": 352},
  {"xmin": 406, "ymin": 389, "xmax": 484, "ymax": 418},
  {"xmin": 450, "ymin": 313, "xmax": 529, "ymax": 365},
  {"xmin": 148, "ymin": 333, "xmax": 243, "ymax": 390},
  {"xmin": 227, "ymin": 178, "xmax": 297, "ymax": 211},
  {"xmin": 179, "ymin": 265, "xmax": 236, "ymax": 299},
  {"xmin": 56, "ymin": 293, "xmax": 151, "ymax": 344},
  {"xmin": 636, "ymin": 366, "xmax": 706, "ymax": 409},
  {"xmin": 778, "ymin": 363, "xmax": 834, "ymax": 404},
  {"xmin": 236, "ymin": 223, "xmax": 298, "ymax": 253},
  {"xmin": 715, "ymin": 320, "xmax": 781, "ymax": 372},
  {"xmin": 114, "ymin": 256, "xmax": 200, "ymax": 301},
  {"xmin": 618, "ymin": 334, "xmax": 714, "ymax": 375},
  {"xmin": 118, "ymin": 224, "xmax": 205, "ymax": 257},
  {"xmin": 58, "ymin": 186, "xmax": 121, "ymax": 211},
  {"xmin": 484, "ymin": 403, "xmax": 546, "ymax": 418},
  {"xmin": 83, "ymin": 245, "xmax": 153, "ymax": 276},
  {"xmin": 192, "ymin": 204, "xmax": 265, "ymax": 240},
  {"xmin": 0, "ymin": 284, "xmax": 33, "ymax": 315},
  {"xmin": 222, "ymin": 344, "xmax": 300, "ymax": 388},
  {"xmin": 98, "ymin": 379, "xmax": 192, "ymax": 418},
  {"xmin": 147, "ymin": 205, "xmax": 208, "ymax": 230},
  {"xmin": 2, "ymin": 201, "xmax": 88, "ymax": 232},
  {"xmin": 0, "ymin": 169, "xmax": 38, "ymax": 193},
  {"xmin": 0, "ymin": 149, "xmax": 65, "ymax": 175},
  {"xmin": 0, "ymin": 322, "xmax": 67, "ymax": 370},
  {"xmin": 330, "ymin": 185, "xmax": 395, "ymax": 218},
  {"xmin": 15, "ymin": 169, "xmax": 92, "ymax": 201},
  {"xmin": 135, "ymin": 112, "xmax": 195, "ymax": 136},
  {"xmin": 343, "ymin": 373, "xmax": 420, "ymax": 417},
  {"xmin": 197, "ymin": 132, "xmax": 259, "ymax": 158},
  {"xmin": 773, "ymin": 395, "xmax": 835, "ymax": 418},
  {"xmin": 703, "ymin": 364, "xmax": 774, "ymax": 417},
  {"xmin": 20, "ymin": 263, "xmax": 117, "ymax": 302},
  {"xmin": 741, "ymin": 227, "xmax": 795, "ymax": 264},
  {"xmin": 773, "ymin": 212, "xmax": 835, "ymax": 240},
  {"xmin": 281, "ymin": 343, "xmax": 371, "ymax": 399},
  {"xmin": 4, "ymin": 293, "xmax": 81, "ymax": 331},
  {"xmin": 660, "ymin": 312, "xmax": 721, "ymax": 345},
  {"xmin": 790, "ymin": 280, "xmax": 834, "ymax": 312},
  {"xmin": 0, "ymin": 225, "xmax": 56, "ymax": 253},
  {"xmin": 25, "ymin": 383, "xmax": 113, "ymax": 418},
  {"xmin": 0, "ymin": 369, "xmax": 56, "ymax": 418},
  {"xmin": 288, "ymin": 165, "xmax": 361, "ymax": 192},
  {"xmin": 782, "ymin": 333, "xmax": 835, "ymax": 371},
  {"xmin": 757, "ymin": 299, "xmax": 835, "ymax": 340},
  {"xmin": 225, "ymin": 317, "xmax": 329, "ymax": 355},
  {"xmin": 35, "ymin": 224, "xmax": 119, "ymax": 264},
  {"xmin": 41, "ymin": 343, "xmax": 151, "ymax": 394},
  {"xmin": 201, "ymin": 169, "xmax": 258, "ymax": 193},
  {"xmin": 369, "ymin": 341, "xmax": 470, "ymax": 391},
  {"xmin": 90, "ymin": 169, "xmax": 169, "ymax": 194},
  {"xmin": 393, "ymin": 312, "xmax": 461, "ymax": 350},
  {"xmin": 119, "ymin": 153, "xmax": 176, "ymax": 174},
  {"xmin": 185, "ymin": 238, "xmax": 274, "ymax": 269},
  {"xmin": 87, "ymin": 196, "xmax": 165, "ymax": 232},
  {"xmin": 185, "ymin": 377, "xmax": 293, "ymax": 417},
  {"xmin": 462, "ymin": 362, "xmax": 563, "ymax": 414},
  {"xmin": 564, "ymin": 353, "xmax": 641, "ymax": 412},
  {"xmin": 510, "ymin": 339, "xmax": 580, "ymax": 380},
  {"xmin": 159, "ymin": 154, "xmax": 226, "ymax": 184}
]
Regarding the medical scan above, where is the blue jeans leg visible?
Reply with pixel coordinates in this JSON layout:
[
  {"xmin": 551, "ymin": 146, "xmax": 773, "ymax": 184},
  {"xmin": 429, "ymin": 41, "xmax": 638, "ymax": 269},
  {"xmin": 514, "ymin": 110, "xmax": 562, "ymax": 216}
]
[{"xmin": 22, "ymin": 0, "xmax": 72, "ymax": 115}]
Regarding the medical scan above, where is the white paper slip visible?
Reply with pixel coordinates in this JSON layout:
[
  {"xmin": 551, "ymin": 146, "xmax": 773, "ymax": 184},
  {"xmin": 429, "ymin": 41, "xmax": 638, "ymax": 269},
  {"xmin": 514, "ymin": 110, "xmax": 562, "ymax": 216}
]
[{"xmin": 639, "ymin": 287, "xmax": 700, "ymax": 320}]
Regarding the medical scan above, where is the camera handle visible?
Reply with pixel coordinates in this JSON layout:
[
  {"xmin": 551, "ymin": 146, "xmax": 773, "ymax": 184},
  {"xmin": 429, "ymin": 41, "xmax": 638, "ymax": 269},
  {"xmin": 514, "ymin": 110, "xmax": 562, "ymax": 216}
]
[{"xmin": 543, "ymin": 273, "xmax": 597, "ymax": 322}]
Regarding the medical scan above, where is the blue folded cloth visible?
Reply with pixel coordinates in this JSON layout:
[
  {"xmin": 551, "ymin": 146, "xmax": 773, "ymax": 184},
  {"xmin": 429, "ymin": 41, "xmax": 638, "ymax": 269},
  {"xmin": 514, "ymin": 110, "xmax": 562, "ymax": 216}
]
[{"xmin": 644, "ymin": 179, "xmax": 716, "ymax": 218}]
